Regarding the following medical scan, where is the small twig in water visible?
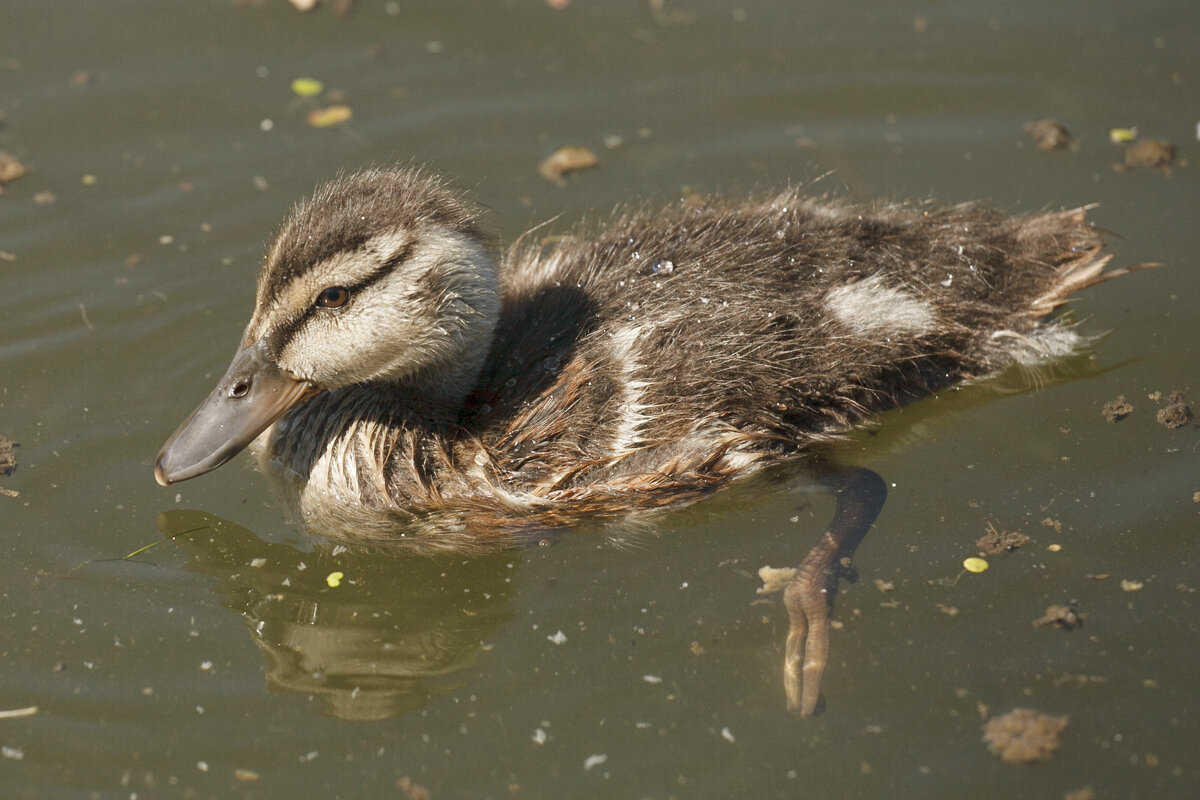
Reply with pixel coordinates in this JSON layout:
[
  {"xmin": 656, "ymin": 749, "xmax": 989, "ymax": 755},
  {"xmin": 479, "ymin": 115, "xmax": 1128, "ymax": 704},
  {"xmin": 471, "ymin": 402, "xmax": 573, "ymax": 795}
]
[
  {"xmin": 0, "ymin": 706, "xmax": 38, "ymax": 719},
  {"xmin": 68, "ymin": 525, "xmax": 214, "ymax": 574}
]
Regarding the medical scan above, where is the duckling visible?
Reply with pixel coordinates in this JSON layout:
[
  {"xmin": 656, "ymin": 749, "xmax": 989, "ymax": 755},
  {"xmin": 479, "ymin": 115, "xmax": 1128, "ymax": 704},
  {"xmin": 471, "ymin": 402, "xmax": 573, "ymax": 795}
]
[{"xmin": 156, "ymin": 166, "xmax": 1142, "ymax": 714}]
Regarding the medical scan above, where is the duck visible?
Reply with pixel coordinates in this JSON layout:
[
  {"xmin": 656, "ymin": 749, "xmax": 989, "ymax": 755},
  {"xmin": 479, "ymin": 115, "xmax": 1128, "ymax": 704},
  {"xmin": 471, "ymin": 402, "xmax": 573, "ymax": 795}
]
[{"xmin": 155, "ymin": 165, "xmax": 1143, "ymax": 715}]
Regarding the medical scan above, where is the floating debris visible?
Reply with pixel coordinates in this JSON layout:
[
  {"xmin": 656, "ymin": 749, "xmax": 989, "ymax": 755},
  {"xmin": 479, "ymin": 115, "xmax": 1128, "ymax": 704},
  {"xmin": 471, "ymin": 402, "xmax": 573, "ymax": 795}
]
[
  {"xmin": 0, "ymin": 436, "xmax": 16, "ymax": 476},
  {"xmin": 757, "ymin": 565, "xmax": 796, "ymax": 594},
  {"xmin": 0, "ymin": 706, "xmax": 38, "ymax": 719},
  {"xmin": 1124, "ymin": 139, "xmax": 1175, "ymax": 170},
  {"xmin": 1024, "ymin": 119, "xmax": 1072, "ymax": 151},
  {"xmin": 1109, "ymin": 127, "xmax": 1138, "ymax": 144},
  {"xmin": 325, "ymin": 570, "xmax": 344, "ymax": 588},
  {"xmin": 1101, "ymin": 395, "xmax": 1133, "ymax": 422},
  {"xmin": 962, "ymin": 557, "xmax": 989, "ymax": 574},
  {"xmin": 0, "ymin": 435, "xmax": 17, "ymax": 498},
  {"xmin": 583, "ymin": 753, "xmax": 608, "ymax": 771},
  {"xmin": 1120, "ymin": 579, "xmax": 1144, "ymax": 592},
  {"xmin": 396, "ymin": 776, "xmax": 430, "ymax": 800},
  {"xmin": 291, "ymin": 77, "xmax": 324, "ymax": 97},
  {"xmin": 1033, "ymin": 604, "xmax": 1084, "ymax": 631},
  {"xmin": 0, "ymin": 151, "xmax": 27, "ymax": 192},
  {"xmin": 538, "ymin": 146, "xmax": 597, "ymax": 186},
  {"xmin": 1155, "ymin": 391, "xmax": 1193, "ymax": 429},
  {"xmin": 976, "ymin": 523, "xmax": 1028, "ymax": 555},
  {"xmin": 983, "ymin": 708, "xmax": 1068, "ymax": 764},
  {"xmin": 307, "ymin": 105, "xmax": 353, "ymax": 128}
]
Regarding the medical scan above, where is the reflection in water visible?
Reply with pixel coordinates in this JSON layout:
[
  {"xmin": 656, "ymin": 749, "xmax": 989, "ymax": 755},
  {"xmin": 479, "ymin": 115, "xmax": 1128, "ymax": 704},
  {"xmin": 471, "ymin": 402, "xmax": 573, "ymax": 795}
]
[{"xmin": 157, "ymin": 510, "xmax": 518, "ymax": 721}]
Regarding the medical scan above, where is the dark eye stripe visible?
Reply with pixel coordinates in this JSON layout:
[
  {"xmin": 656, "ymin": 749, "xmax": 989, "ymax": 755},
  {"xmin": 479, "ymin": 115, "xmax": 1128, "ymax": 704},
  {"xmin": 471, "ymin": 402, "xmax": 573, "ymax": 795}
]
[
  {"xmin": 266, "ymin": 239, "xmax": 416, "ymax": 357},
  {"xmin": 342, "ymin": 239, "xmax": 413, "ymax": 297}
]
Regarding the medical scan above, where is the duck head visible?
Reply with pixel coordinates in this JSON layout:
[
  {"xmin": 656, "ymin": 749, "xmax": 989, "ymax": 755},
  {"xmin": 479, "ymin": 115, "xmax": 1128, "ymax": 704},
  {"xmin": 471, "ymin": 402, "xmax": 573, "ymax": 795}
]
[{"xmin": 155, "ymin": 167, "xmax": 500, "ymax": 486}]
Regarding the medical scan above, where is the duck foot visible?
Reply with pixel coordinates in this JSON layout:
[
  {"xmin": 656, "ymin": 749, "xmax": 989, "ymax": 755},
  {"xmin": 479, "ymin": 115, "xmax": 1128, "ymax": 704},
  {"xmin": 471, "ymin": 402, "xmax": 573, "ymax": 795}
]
[{"xmin": 783, "ymin": 466, "xmax": 887, "ymax": 716}]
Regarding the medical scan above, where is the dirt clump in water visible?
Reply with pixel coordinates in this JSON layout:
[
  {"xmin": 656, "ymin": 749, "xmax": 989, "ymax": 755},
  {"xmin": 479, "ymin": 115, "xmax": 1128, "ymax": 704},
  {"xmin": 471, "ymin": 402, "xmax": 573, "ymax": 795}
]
[
  {"xmin": 976, "ymin": 522, "xmax": 1029, "ymax": 554},
  {"xmin": 1124, "ymin": 139, "xmax": 1175, "ymax": 170},
  {"xmin": 1033, "ymin": 604, "xmax": 1084, "ymax": 631},
  {"xmin": 1155, "ymin": 391, "xmax": 1194, "ymax": 429},
  {"xmin": 983, "ymin": 708, "xmax": 1068, "ymax": 763},
  {"xmin": 1101, "ymin": 395, "xmax": 1133, "ymax": 422},
  {"xmin": 1024, "ymin": 119, "xmax": 1072, "ymax": 151},
  {"xmin": 0, "ymin": 152, "xmax": 27, "ymax": 193},
  {"xmin": 0, "ymin": 435, "xmax": 17, "ymax": 498}
]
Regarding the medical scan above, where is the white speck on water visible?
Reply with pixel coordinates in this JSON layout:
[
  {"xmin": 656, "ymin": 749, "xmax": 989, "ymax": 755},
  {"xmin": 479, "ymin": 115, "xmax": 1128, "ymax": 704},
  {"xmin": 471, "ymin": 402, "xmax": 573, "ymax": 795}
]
[
  {"xmin": 721, "ymin": 726, "xmax": 736, "ymax": 743},
  {"xmin": 2, "ymin": 746, "xmax": 24, "ymax": 760},
  {"xmin": 249, "ymin": 558, "xmax": 266, "ymax": 568},
  {"xmin": 200, "ymin": 661, "xmax": 212, "ymax": 671},
  {"xmin": 531, "ymin": 728, "xmax": 548, "ymax": 745},
  {"xmin": 197, "ymin": 761, "xmax": 209, "ymax": 772},
  {"xmin": 643, "ymin": 674, "xmax": 663, "ymax": 684},
  {"xmin": 547, "ymin": 630, "xmax": 567, "ymax": 645},
  {"xmin": 583, "ymin": 753, "xmax": 608, "ymax": 771}
]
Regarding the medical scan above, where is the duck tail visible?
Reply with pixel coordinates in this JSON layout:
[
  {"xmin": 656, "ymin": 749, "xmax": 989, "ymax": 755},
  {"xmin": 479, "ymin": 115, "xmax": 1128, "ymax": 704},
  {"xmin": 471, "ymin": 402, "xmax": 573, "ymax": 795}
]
[{"xmin": 1028, "ymin": 207, "xmax": 1159, "ymax": 316}]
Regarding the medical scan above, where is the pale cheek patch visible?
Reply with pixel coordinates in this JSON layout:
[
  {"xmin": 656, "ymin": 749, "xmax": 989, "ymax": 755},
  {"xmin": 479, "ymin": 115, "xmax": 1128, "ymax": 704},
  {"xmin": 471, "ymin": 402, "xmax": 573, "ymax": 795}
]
[{"xmin": 824, "ymin": 275, "xmax": 934, "ymax": 338}]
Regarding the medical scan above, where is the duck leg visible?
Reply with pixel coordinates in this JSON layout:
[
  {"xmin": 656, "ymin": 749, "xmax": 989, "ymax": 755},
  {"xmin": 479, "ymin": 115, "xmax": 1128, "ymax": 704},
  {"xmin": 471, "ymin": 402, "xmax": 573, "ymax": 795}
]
[{"xmin": 783, "ymin": 466, "xmax": 887, "ymax": 716}]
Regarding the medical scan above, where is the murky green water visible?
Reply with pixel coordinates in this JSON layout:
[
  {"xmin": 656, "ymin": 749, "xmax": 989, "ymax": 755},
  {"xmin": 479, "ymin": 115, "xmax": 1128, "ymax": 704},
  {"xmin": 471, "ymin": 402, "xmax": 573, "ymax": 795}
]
[{"xmin": 2, "ymin": 1, "xmax": 1197, "ymax": 797}]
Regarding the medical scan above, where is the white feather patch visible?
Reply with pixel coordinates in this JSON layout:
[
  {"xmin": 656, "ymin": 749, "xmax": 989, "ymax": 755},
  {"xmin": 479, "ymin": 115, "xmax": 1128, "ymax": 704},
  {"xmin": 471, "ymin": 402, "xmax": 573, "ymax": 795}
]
[{"xmin": 824, "ymin": 275, "xmax": 934, "ymax": 337}]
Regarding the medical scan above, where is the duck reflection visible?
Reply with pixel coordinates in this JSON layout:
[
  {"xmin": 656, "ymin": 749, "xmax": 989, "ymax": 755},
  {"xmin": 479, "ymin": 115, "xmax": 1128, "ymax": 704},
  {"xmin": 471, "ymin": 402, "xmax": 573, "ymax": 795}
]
[{"xmin": 158, "ymin": 510, "xmax": 517, "ymax": 721}]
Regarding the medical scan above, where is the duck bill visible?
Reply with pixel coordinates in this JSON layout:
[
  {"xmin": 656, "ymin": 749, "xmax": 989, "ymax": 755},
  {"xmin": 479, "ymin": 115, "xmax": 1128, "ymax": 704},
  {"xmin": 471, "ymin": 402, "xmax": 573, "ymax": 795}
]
[{"xmin": 155, "ymin": 339, "xmax": 319, "ymax": 486}]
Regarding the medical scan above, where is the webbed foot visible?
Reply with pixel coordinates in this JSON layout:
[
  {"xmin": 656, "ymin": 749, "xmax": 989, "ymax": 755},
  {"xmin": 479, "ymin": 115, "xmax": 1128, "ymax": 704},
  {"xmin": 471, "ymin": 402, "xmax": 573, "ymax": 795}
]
[{"xmin": 782, "ymin": 467, "xmax": 886, "ymax": 716}]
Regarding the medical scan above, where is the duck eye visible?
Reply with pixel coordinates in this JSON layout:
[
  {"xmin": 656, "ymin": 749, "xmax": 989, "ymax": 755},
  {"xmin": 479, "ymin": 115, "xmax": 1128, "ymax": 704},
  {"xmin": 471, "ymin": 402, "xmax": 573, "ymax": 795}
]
[{"xmin": 316, "ymin": 286, "xmax": 350, "ymax": 308}]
